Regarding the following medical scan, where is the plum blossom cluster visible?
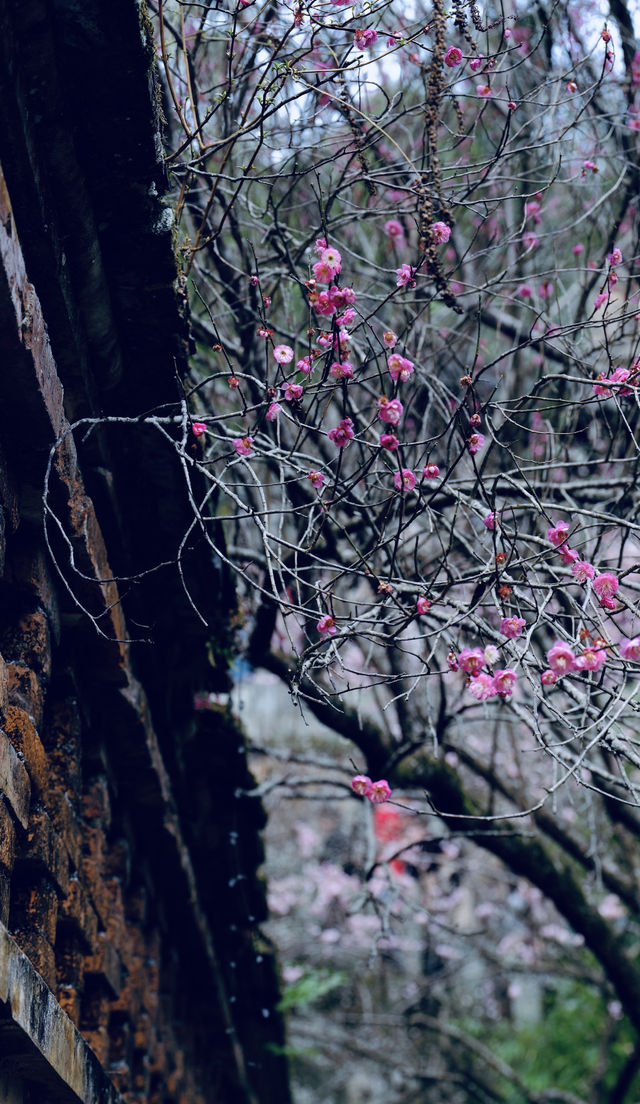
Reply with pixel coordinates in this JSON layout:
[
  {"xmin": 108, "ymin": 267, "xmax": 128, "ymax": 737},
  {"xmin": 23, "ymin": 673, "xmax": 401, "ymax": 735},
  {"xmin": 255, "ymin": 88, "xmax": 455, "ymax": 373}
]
[
  {"xmin": 448, "ymin": 646, "xmax": 518, "ymax": 701},
  {"xmin": 351, "ymin": 775, "xmax": 393, "ymax": 803},
  {"xmin": 545, "ymin": 521, "xmax": 620, "ymax": 610}
]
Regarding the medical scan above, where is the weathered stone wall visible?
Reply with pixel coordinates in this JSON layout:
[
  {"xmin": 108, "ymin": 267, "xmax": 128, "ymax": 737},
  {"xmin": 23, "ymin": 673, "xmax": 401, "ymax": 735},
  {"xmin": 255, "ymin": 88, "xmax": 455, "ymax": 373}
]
[{"xmin": 0, "ymin": 3, "xmax": 290, "ymax": 1102}]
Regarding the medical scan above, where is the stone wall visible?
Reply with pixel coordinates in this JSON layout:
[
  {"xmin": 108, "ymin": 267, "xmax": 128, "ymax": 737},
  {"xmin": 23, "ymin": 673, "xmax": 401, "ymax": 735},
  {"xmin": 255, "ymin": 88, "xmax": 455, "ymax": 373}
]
[{"xmin": 0, "ymin": 3, "xmax": 290, "ymax": 1102}]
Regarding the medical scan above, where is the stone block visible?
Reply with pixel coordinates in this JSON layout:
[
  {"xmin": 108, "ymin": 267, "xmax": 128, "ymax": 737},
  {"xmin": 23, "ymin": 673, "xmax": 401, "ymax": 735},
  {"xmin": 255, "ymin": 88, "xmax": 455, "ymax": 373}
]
[
  {"xmin": 22, "ymin": 805, "xmax": 69, "ymax": 895},
  {"xmin": 83, "ymin": 775, "xmax": 111, "ymax": 827},
  {"xmin": 4, "ymin": 705, "xmax": 49, "ymax": 799},
  {"xmin": 7, "ymin": 663, "xmax": 44, "ymax": 728},
  {"xmin": 0, "ymin": 651, "xmax": 8, "ymax": 726},
  {"xmin": 56, "ymin": 984, "xmax": 81, "ymax": 1026},
  {"xmin": 0, "ymin": 797, "xmax": 16, "ymax": 870},
  {"xmin": 0, "ymin": 729, "xmax": 31, "ymax": 828},
  {"xmin": 0, "ymin": 868, "xmax": 9, "ymax": 925},
  {"xmin": 12, "ymin": 927, "xmax": 56, "ymax": 990},
  {"xmin": 58, "ymin": 875, "xmax": 98, "ymax": 950},
  {"xmin": 82, "ymin": 1026, "xmax": 110, "ymax": 1066},
  {"xmin": 10, "ymin": 875, "xmax": 59, "ymax": 943},
  {"xmin": 6, "ymin": 541, "xmax": 61, "ymax": 644},
  {"xmin": 84, "ymin": 932, "xmax": 122, "ymax": 999},
  {"xmin": 0, "ymin": 610, "xmax": 52, "ymax": 679},
  {"xmin": 55, "ymin": 930, "xmax": 86, "ymax": 988},
  {"xmin": 47, "ymin": 789, "xmax": 83, "ymax": 871},
  {"xmin": 43, "ymin": 697, "xmax": 82, "ymax": 795}
]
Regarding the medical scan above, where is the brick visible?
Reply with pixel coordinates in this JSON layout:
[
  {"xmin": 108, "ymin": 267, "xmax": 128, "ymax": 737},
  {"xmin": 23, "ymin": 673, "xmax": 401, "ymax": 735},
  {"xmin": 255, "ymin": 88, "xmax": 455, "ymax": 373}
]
[
  {"xmin": 109, "ymin": 1016, "xmax": 133, "ymax": 1064},
  {"xmin": 22, "ymin": 806, "xmax": 69, "ymax": 895},
  {"xmin": 7, "ymin": 663, "xmax": 44, "ymax": 729},
  {"xmin": 55, "ymin": 930, "xmax": 86, "ymax": 988},
  {"xmin": 12, "ymin": 928, "xmax": 56, "ymax": 990},
  {"xmin": 4, "ymin": 704, "xmax": 49, "ymax": 799},
  {"xmin": 125, "ymin": 884, "xmax": 147, "ymax": 925},
  {"xmin": 56, "ymin": 985, "xmax": 81, "ymax": 1026},
  {"xmin": 6, "ymin": 541, "xmax": 61, "ymax": 644},
  {"xmin": 10, "ymin": 875, "xmax": 59, "ymax": 943},
  {"xmin": 83, "ymin": 775, "xmax": 111, "ymax": 827},
  {"xmin": 82, "ymin": 1026, "xmax": 110, "ymax": 1066},
  {"xmin": 133, "ymin": 1011, "xmax": 151, "ymax": 1053},
  {"xmin": 43, "ymin": 698, "xmax": 82, "ymax": 796},
  {"xmin": 58, "ymin": 875, "xmax": 98, "ymax": 949},
  {"xmin": 0, "ymin": 610, "xmax": 52, "ymax": 679},
  {"xmin": 109, "ymin": 1066, "xmax": 131, "ymax": 1095},
  {"xmin": 0, "ymin": 797, "xmax": 16, "ymax": 870},
  {"xmin": 81, "ymin": 979, "xmax": 112, "ymax": 1031},
  {"xmin": 0, "ymin": 728, "xmax": 31, "ymax": 828},
  {"xmin": 0, "ymin": 651, "xmax": 8, "ymax": 726},
  {"xmin": 47, "ymin": 789, "xmax": 83, "ymax": 871},
  {"xmin": 0, "ymin": 868, "xmax": 9, "ymax": 925},
  {"xmin": 84, "ymin": 932, "xmax": 122, "ymax": 999}
]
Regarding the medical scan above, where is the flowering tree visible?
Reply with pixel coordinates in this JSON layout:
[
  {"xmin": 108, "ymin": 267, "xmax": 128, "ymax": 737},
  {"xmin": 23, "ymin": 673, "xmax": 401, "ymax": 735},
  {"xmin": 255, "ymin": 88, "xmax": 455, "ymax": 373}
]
[{"xmin": 53, "ymin": 0, "xmax": 640, "ymax": 1096}]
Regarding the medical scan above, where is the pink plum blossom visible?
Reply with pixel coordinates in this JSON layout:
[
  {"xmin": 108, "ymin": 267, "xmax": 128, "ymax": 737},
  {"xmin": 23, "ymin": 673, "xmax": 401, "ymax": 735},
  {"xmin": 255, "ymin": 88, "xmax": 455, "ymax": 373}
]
[
  {"xmin": 546, "ymin": 641, "xmax": 576, "ymax": 675},
  {"xmin": 608, "ymin": 248, "xmax": 623, "ymax": 266},
  {"xmin": 383, "ymin": 330, "xmax": 398, "ymax": 348},
  {"xmin": 233, "ymin": 436, "xmax": 254, "ymax": 456},
  {"xmin": 329, "ymin": 360, "xmax": 354, "ymax": 381},
  {"xmin": 593, "ymin": 573, "xmax": 619, "ymax": 604},
  {"xmin": 317, "ymin": 614, "xmax": 337, "ymax": 635},
  {"xmin": 574, "ymin": 648, "xmax": 607, "ymax": 672},
  {"xmin": 354, "ymin": 27, "xmax": 377, "ymax": 49},
  {"xmin": 541, "ymin": 669, "xmax": 557, "ymax": 685},
  {"xmin": 328, "ymin": 417, "xmax": 355, "ymax": 447},
  {"xmin": 388, "ymin": 354, "xmax": 414, "ymax": 382},
  {"xmin": 468, "ymin": 673, "xmax": 497, "ymax": 700},
  {"xmin": 377, "ymin": 397, "xmax": 404, "ymax": 425},
  {"xmin": 547, "ymin": 520, "xmax": 569, "ymax": 546},
  {"xmin": 432, "ymin": 221, "xmax": 451, "ymax": 244},
  {"xmin": 558, "ymin": 546, "xmax": 579, "ymax": 565},
  {"xmin": 620, "ymin": 637, "xmax": 640, "ymax": 661},
  {"xmin": 416, "ymin": 597, "xmax": 431, "ymax": 615},
  {"xmin": 394, "ymin": 469, "xmax": 417, "ymax": 492},
  {"xmin": 274, "ymin": 344, "xmax": 294, "ymax": 364},
  {"xmin": 351, "ymin": 774, "xmax": 372, "ymax": 796},
  {"xmin": 192, "ymin": 422, "xmax": 207, "ymax": 437},
  {"xmin": 396, "ymin": 264, "xmax": 416, "ymax": 288},
  {"xmin": 458, "ymin": 647, "xmax": 486, "ymax": 676},
  {"xmin": 321, "ymin": 246, "xmax": 342, "ymax": 274},
  {"xmin": 384, "ymin": 219, "xmax": 404, "ymax": 240},
  {"xmin": 444, "ymin": 46, "xmax": 463, "ymax": 67},
  {"xmin": 282, "ymin": 382, "xmax": 304, "ymax": 401},
  {"xmin": 500, "ymin": 616, "xmax": 526, "ymax": 639},
  {"xmin": 477, "ymin": 84, "xmax": 492, "ymax": 97},
  {"xmin": 494, "ymin": 668, "xmax": 517, "ymax": 695},
  {"xmin": 522, "ymin": 231, "xmax": 539, "ymax": 250},
  {"xmin": 379, "ymin": 433, "xmax": 399, "ymax": 451},
  {"xmin": 483, "ymin": 511, "xmax": 496, "ymax": 529},
  {"xmin": 468, "ymin": 432, "xmax": 485, "ymax": 455},
  {"xmin": 369, "ymin": 779, "xmax": 392, "ymax": 804},
  {"xmin": 423, "ymin": 463, "xmax": 440, "ymax": 479},
  {"xmin": 571, "ymin": 560, "xmax": 595, "ymax": 583},
  {"xmin": 266, "ymin": 402, "xmax": 281, "ymax": 421},
  {"xmin": 308, "ymin": 470, "xmax": 325, "ymax": 489}
]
